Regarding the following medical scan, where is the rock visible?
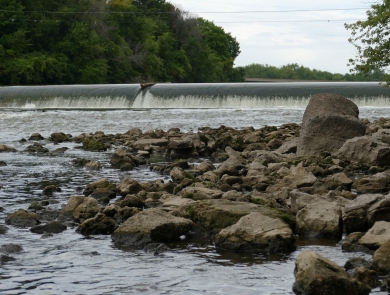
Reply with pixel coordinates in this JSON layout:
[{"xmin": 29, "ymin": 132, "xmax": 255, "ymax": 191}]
[
  {"xmin": 132, "ymin": 138, "xmax": 169, "ymax": 150},
  {"xmin": 77, "ymin": 213, "xmax": 117, "ymax": 235},
  {"xmin": 372, "ymin": 241, "xmax": 390, "ymax": 273},
  {"xmin": 28, "ymin": 133, "xmax": 44, "ymax": 140},
  {"xmin": 0, "ymin": 225, "xmax": 8, "ymax": 234},
  {"xmin": 324, "ymin": 173, "xmax": 353, "ymax": 191},
  {"xmin": 162, "ymin": 196, "xmax": 196, "ymax": 209},
  {"xmin": 296, "ymin": 200, "xmax": 342, "ymax": 238},
  {"xmin": 49, "ymin": 132, "xmax": 70, "ymax": 143},
  {"xmin": 30, "ymin": 221, "xmax": 67, "ymax": 234},
  {"xmin": 215, "ymin": 212, "xmax": 295, "ymax": 252},
  {"xmin": 170, "ymin": 167, "xmax": 187, "ymax": 182},
  {"xmin": 174, "ymin": 199, "xmax": 292, "ymax": 234},
  {"xmin": 111, "ymin": 208, "xmax": 193, "ymax": 247},
  {"xmin": 168, "ymin": 139, "xmax": 193, "ymax": 150},
  {"xmin": 343, "ymin": 194, "xmax": 390, "ymax": 234},
  {"xmin": 103, "ymin": 204, "xmax": 141, "ymax": 224},
  {"xmin": 110, "ymin": 147, "xmax": 136, "ymax": 168},
  {"xmin": 341, "ymin": 232, "xmax": 373, "ymax": 254},
  {"xmin": 85, "ymin": 161, "xmax": 101, "ymax": 170},
  {"xmin": 297, "ymin": 93, "xmax": 366, "ymax": 156},
  {"xmin": 290, "ymin": 190, "xmax": 322, "ymax": 214},
  {"xmin": 82, "ymin": 139, "xmax": 107, "ymax": 151},
  {"xmin": 6, "ymin": 209, "xmax": 39, "ymax": 228},
  {"xmin": 0, "ymin": 244, "xmax": 23, "ymax": 254},
  {"xmin": 0, "ymin": 144, "xmax": 17, "ymax": 153},
  {"xmin": 358, "ymin": 221, "xmax": 390, "ymax": 250},
  {"xmin": 277, "ymin": 137, "xmax": 299, "ymax": 154},
  {"xmin": 278, "ymin": 166, "xmax": 317, "ymax": 189},
  {"xmin": 180, "ymin": 186, "xmax": 224, "ymax": 200},
  {"xmin": 293, "ymin": 250, "xmax": 371, "ymax": 295},
  {"xmin": 354, "ymin": 172, "xmax": 390, "ymax": 193},
  {"xmin": 89, "ymin": 187, "xmax": 116, "ymax": 205},
  {"xmin": 24, "ymin": 142, "xmax": 49, "ymax": 154},
  {"xmin": 0, "ymin": 255, "xmax": 16, "ymax": 264},
  {"xmin": 42, "ymin": 185, "xmax": 61, "ymax": 196},
  {"xmin": 266, "ymin": 138, "xmax": 284, "ymax": 150},
  {"xmin": 83, "ymin": 178, "xmax": 116, "ymax": 196},
  {"xmin": 28, "ymin": 201, "xmax": 44, "ymax": 211},
  {"xmin": 337, "ymin": 136, "xmax": 390, "ymax": 167},
  {"xmin": 344, "ymin": 257, "xmax": 371, "ymax": 271},
  {"xmin": 115, "ymin": 194, "xmax": 145, "ymax": 209},
  {"xmin": 353, "ymin": 267, "xmax": 378, "ymax": 289},
  {"xmin": 195, "ymin": 160, "xmax": 216, "ymax": 173},
  {"xmin": 73, "ymin": 196, "xmax": 101, "ymax": 223},
  {"xmin": 117, "ymin": 177, "xmax": 143, "ymax": 197},
  {"xmin": 64, "ymin": 196, "xmax": 85, "ymax": 212},
  {"xmin": 0, "ymin": 161, "xmax": 7, "ymax": 166}
]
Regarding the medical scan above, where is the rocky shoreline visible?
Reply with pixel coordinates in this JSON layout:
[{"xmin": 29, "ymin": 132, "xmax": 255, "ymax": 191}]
[{"xmin": 2, "ymin": 93, "xmax": 390, "ymax": 294}]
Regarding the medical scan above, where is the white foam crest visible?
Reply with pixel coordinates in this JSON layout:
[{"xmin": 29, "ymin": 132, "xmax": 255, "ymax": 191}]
[
  {"xmin": 132, "ymin": 92, "xmax": 311, "ymax": 109},
  {"xmin": 1, "ymin": 96, "xmax": 132, "ymax": 109}
]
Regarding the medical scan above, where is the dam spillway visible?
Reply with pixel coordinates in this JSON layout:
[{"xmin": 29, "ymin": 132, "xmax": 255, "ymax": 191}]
[{"xmin": 0, "ymin": 82, "xmax": 389, "ymax": 109}]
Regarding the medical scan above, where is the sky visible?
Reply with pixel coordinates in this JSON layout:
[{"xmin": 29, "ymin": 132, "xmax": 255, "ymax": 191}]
[{"xmin": 170, "ymin": 0, "xmax": 371, "ymax": 74}]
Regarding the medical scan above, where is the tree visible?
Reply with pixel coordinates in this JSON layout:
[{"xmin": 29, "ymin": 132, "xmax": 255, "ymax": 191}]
[{"xmin": 345, "ymin": 0, "xmax": 390, "ymax": 84}]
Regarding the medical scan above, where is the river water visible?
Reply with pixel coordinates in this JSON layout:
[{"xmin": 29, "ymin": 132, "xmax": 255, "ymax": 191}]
[{"xmin": 0, "ymin": 83, "xmax": 389, "ymax": 294}]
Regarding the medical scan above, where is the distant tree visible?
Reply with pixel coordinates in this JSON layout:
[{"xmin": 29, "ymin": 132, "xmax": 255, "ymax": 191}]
[{"xmin": 345, "ymin": 0, "xmax": 390, "ymax": 84}]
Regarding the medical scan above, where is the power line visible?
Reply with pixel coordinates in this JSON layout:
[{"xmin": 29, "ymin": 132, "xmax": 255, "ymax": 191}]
[{"xmin": 0, "ymin": 7, "xmax": 371, "ymax": 15}]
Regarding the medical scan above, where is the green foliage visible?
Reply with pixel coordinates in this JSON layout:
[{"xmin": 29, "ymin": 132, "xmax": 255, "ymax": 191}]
[
  {"xmin": 0, "ymin": 0, "xmax": 244, "ymax": 85},
  {"xmin": 243, "ymin": 63, "xmax": 384, "ymax": 81},
  {"xmin": 345, "ymin": 1, "xmax": 390, "ymax": 84}
]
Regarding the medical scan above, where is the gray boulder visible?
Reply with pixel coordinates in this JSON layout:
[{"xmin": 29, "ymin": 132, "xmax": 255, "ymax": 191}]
[
  {"xmin": 297, "ymin": 93, "xmax": 366, "ymax": 156},
  {"xmin": 215, "ymin": 212, "xmax": 295, "ymax": 252},
  {"xmin": 293, "ymin": 250, "xmax": 370, "ymax": 295},
  {"xmin": 111, "ymin": 208, "xmax": 193, "ymax": 247},
  {"xmin": 337, "ymin": 136, "xmax": 390, "ymax": 167}
]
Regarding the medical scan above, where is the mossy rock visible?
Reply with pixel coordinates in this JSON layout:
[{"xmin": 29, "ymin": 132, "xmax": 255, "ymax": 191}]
[{"xmin": 82, "ymin": 139, "xmax": 107, "ymax": 151}]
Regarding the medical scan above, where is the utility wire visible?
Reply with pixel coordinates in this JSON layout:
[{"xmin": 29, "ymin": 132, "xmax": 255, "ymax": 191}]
[{"xmin": 0, "ymin": 7, "xmax": 371, "ymax": 15}]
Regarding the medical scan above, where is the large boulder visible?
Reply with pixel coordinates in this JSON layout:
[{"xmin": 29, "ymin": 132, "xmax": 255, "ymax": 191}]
[
  {"xmin": 358, "ymin": 221, "xmax": 390, "ymax": 250},
  {"xmin": 297, "ymin": 93, "xmax": 366, "ymax": 156},
  {"xmin": 296, "ymin": 200, "xmax": 342, "ymax": 238},
  {"xmin": 343, "ymin": 194, "xmax": 390, "ymax": 234},
  {"xmin": 72, "ymin": 196, "xmax": 101, "ymax": 223},
  {"xmin": 372, "ymin": 241, "xmax": 390, "ymax": 273},
  {"xmin": 6, "ymin": 210, "xmax": 39, "ymax": 228},
  {"xmin": 336, "ymin": 136, "xmax": 390, "ymax": 167},
  {"xmin": 117, "ymin": 177, "xmax": 143, "ymax": 197},
  {"xmin": 111, "ymin": 208, "xmax": 193, "ymax": 247},
  {"xmin": 293, "ymin": 250, "xmax": 371, "ymax": 295},
  {"xmin": 215, "ymin": 212, "xmax": 295, "ymax": 252}
]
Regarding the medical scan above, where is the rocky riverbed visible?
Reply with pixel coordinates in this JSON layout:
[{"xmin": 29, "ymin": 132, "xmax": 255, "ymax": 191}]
[{"xmin": 2, "ymin": 93, "xmax": 390, "ymax": 294}]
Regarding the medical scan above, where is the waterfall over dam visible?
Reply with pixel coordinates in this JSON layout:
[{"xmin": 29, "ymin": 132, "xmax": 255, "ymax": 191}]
[{"xmin": 0, "ymin": 82, "xmax": 389, "ymax": 109}]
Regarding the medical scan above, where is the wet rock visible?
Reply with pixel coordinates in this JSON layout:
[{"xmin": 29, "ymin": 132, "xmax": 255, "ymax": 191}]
[
  {"xmin": 353, "ymin": 267, "xmax": 378, "ymax": 289},
  {"xmin": 77, "ymin": 213, "xmax": 117, "ymax": 235},
  {"xmin": 73, "ymin": 196, "xmax": 101, "ymax": 223},
  {"xmin": 358, "ymin": 221, "xmax": 390, "ymax": 250},
  {"xmin": 341, "ymin": 232, "xmax": 373, "ymax": 254},
  {"xmin": 49, "ymin": 132, "xmax": 70, "ymax": 143},
  {"xmin": 143, "ymin": 243, "xmax": 171, "ymax": 255},
  {"xmin": 28, "ymin": 201, "xmax": 44, "ymax": 211},
  {"xmin": 293, "ymin": 250, "xmax": 371, "ymax": 295},
  {"xmin": 372, "ymin": 241, "xmax": 390, "ymax": 273},
  {"xmin": 296, "ymin": 200, "xmax": 342, "ymax": 238},
  {"xmin": 343, "ymin": 194, "xmax": 390, "ymax": 234},
  {"xmin": 24, "ymin": 142, "xmax": 49, "ymax": 154},
  {"xmin": 117, "ymin": 177, "xmax": 143, "ymax": 197},
  {"xmin": 30, "ymin": 221, "xmax": 67, "ymax": 234},
  {"xmin": 180, "ymin": 186, "xmax": 224, "ymax": 200},
  {"xmin": 72, "ymin": 158, "xmax": 91, "ymax": 167},
  {"xmin": 290, "ymin": 190, "xmax": 322, "ymax": 215},
  {"xmin": 174, "ymin": 199, "xmax": 290, "ymax": 234},
  {"xmin": 354, "ymin": 172, "xmax": 390, "ymax": 193},
  {"xmin": 0, "ymin": 255, "xmax": 16, "ymax": 264},
  {"xmin": 28, "ymin": 133, "xmax": 44, "ymax": 140},
  {"xmin": 0, "ymin": 144, "xmax": 17, "ymax": 153},
  {"xmin": 0, "ymin": 161, "xmax": 7, "ymax": 166},
  {"xmin": 82, "ymin": 139, "xmax": 107, "ymax": 151},
  {"xmin": 64, "ymin": 196, "xmax": 85, "ymax": 213},
  {"xmin": 85, "ymin": 161, "xmax": 101, "ymax": 170},
  {"xmin": 90, "ymin": 187, "xmax": 116, "ymax": 205},
  {"xmin": 215, "ymin": 212, "xmax": 295, "ymax": 252},
  {"xmin": 344, "ymin": 257, "xmax": 371, "ymax": 271},
  {"xmin": 132, "ymin": 138, "xmax": 169, "ymax": 150},
  {"xmin": 337, "ymin": 136, "xmax": 390, "ymax": 167},
  {"xmin": 111, "ymin": 208, "xmax": 193, "ymax": 248},
  {"xmin": 115, "ymin": 194, "xmax": 145, "ymax": 209},
  {"xmin": 6, "ymin": 209, "xmax": 39, "ymax": 228},
  {"xmin": 170, "ymin": 167, "xmax": 187, "ymax": 182},
  {"xmin": 110, "ymin": 147, "xmax": 137, "ymax": 168},
  {"xmin": 297, "ymin": 93, "xmax": 366, "ymax": 156},
  {"xmin": 83, "ymin": 178, "xmax": 116, "ymax": 197},
  {"xmin": 0, "ymin": 225, "xmax": 8, "ymax": 234},
  {"xmin": 0, "ymin": 244, "xmax": 23, "ymax": 254},
  {"xmin": 195, "ymin": 160, "xmax": 216, "ymax": 173},
  {"xmin": 103, "ymin": 204, "xmax": 141, "ymax": 223},
  {"xmin": 42, "ymin": 185, "xmax": 61, "ymax": 196}
]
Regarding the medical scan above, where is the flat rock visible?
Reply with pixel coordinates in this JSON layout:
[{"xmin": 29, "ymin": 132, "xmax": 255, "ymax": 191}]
[
  {"xmin": 215, "ymin": 212, "xmax": 295, "ymax": 252},
  {"xmin": 358, "ymin": 221, "xmax": 390, "ymax": 250}
]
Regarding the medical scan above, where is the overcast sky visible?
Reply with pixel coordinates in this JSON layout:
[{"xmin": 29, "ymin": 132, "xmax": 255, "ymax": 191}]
[{"xmin": 170, "ymin": 0, "xmax": 371, "ymax": 74}]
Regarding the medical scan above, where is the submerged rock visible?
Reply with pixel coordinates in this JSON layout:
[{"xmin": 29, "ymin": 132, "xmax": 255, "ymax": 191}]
[{"xmin": 30, "ymin": 221, "xmax": 67, "ymax": 234}]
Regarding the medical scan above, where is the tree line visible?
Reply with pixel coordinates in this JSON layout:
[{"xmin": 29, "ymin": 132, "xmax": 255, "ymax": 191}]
[
  {"xmin": 0, "ymin": 0, "xmax": 244, "ymax": 85},
  {"xmin": 243, "ymin": 63, "xmax": 384, "ymax": 81}
]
